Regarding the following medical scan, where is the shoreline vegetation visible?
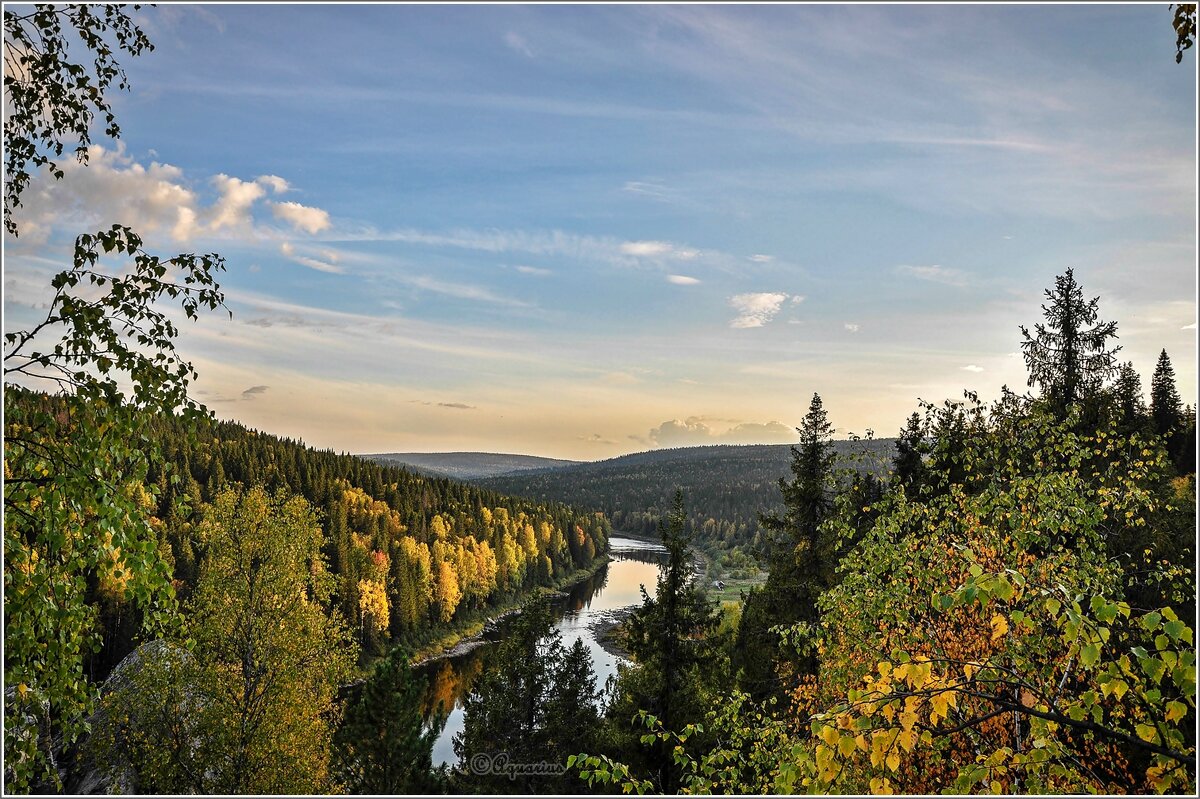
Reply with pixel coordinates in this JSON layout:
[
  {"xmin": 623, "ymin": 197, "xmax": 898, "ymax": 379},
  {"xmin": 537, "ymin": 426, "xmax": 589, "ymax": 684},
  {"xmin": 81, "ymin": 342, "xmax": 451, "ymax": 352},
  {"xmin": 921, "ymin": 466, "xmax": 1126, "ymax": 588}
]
[
  {"xmin": 406, "ymin": 529, "xmax": 676, "ymax": 670},
  {"xmin": 407, "ymin": 551, "xmax": 613, "ymax": 668}
]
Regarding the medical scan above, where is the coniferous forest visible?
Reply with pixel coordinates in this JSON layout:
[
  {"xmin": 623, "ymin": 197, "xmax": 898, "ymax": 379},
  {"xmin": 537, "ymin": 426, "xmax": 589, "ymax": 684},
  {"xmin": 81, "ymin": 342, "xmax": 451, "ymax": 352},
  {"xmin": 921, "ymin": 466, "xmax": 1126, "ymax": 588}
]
[{"xmin": 3, "ymin": 3, "xmax": 1197, "ymax": 797}]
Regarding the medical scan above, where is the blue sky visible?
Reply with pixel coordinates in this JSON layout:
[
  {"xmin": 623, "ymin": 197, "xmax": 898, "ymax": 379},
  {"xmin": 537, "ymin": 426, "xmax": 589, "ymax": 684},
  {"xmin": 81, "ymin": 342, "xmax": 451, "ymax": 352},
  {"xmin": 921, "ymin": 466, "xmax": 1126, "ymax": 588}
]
[{"xmin": 4, "ymin": 4, "xmax": 1196, "ymax": 459}]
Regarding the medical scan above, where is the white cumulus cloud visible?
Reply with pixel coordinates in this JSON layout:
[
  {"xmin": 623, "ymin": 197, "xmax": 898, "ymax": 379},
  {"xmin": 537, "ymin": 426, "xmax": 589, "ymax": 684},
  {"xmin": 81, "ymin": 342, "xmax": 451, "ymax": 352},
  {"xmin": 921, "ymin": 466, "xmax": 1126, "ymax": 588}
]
[
  {"xmin": 844, "ymin": 323, "xmax": 860, "ymax": 333},
  {"xmin": 667, "ymin": 274, "xmax": 701, "ymax": 285},
  {"xmin": 961, "ymin": 364, "xmax": 984, "ymax": 373},
  {"xmin": 256, "ymin": 175, "xmax": 290, "ymax": 194},
  {"xmin": 271, "ymin": 200, "xmax": 331, "ymax": 235},
  {"xmin": 209, "ymin": 174, "xmax": 266, "ymax": 232},
  {"xmin": 729, "ymin": 292, "xmax": 790, "ymax": 328},
  {"xmin": 7, "ymin": 144, "xmax": 334, "ymax": 247}
]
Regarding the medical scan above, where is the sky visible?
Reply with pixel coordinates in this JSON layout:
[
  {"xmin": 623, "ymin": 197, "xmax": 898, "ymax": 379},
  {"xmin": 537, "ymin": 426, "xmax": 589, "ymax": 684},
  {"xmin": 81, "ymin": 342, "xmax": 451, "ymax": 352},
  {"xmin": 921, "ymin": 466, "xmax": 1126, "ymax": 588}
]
[{"xmin": 3, "ymin": 3, "xmax": 1196, "ymax": 460}]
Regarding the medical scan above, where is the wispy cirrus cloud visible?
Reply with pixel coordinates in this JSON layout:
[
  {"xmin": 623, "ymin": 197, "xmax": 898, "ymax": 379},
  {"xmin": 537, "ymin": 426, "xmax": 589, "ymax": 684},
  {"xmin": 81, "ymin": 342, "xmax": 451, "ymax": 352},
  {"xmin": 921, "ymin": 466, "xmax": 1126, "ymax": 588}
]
[
  {"xmin": 667, "ymin": 274, "xmax": 701, "ymax": 285},
  {"xmin": 504, "ymin": 31, "xmax": 535, "ymax": 57},
  {"xmin": 896, "ymin": 264, "xmax": 967, "ymax": 287},
  {"xmin": 280, "ymin": 242, "xmax": 345, "ymax": 274},
  {"xmin": 349, "ymin": 226, "xmax": 726, "ymax": 270},
  {"xmin": 619, "ymin": 240, "xmax": 699, "ymax": 259},
  {"xmin": 405, "ymin": 274, "xmax": 532, "ymax": 308},
  {"xmin": 622, "ymin": 180, "xmax": 674, "ymax": 201}
]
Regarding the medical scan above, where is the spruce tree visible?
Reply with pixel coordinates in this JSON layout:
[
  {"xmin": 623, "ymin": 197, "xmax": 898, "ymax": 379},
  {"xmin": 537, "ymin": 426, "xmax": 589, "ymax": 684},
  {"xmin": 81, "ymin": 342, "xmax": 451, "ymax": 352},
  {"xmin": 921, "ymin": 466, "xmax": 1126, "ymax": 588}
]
[
  {"xmin": 332, "ymin": 647, "xmax": 443, "ymax": 794},
  {"xmin": 617, "ymin": 490, "xmax": 721, "ymax": 794},
  {"xmin": 1112, "ymin": 360, "xmax": 1147, "ymax": 433},
  {"xmin": 893, "ymin": 411, "xmax": 927, "ymax": 489},
  {"xmin": 736, "ymin": 393, "xmax": 837, "ymax": 700},
  {"xmin": 1020, "ymin": 268, "xmax": 1120, "ymax": 418},
  {"xmin": 1151, "ymin": 349, "xmax": 1183, "ymax": 438}
]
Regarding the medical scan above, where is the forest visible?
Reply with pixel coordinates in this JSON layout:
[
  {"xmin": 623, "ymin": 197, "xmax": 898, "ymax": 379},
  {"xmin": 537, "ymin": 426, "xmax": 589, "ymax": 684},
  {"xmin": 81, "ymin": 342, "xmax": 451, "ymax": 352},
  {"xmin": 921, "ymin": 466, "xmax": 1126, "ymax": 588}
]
[
  {"xmin": 4, "ymin": 386, "xmax": 610, "ymax": 791},
  {"xmin": 476, "ymin": 439, "xmax": 896, "ymax": 575},
  {"xmin": 3, "ymin": 4, "xmax": 1197, "ymax": 796}
]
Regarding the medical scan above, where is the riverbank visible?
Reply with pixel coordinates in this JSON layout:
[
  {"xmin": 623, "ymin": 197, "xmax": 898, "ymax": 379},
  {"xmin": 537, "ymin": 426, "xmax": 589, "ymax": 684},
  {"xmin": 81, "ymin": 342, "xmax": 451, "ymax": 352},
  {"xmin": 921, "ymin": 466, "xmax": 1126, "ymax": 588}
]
[
  {"xmin": 409, "ymin": 553, "xmax": 611, "ymax": 667},
  {"xmin": 590, "ymin": 605, "xmax": 635, "ymax": 661}
]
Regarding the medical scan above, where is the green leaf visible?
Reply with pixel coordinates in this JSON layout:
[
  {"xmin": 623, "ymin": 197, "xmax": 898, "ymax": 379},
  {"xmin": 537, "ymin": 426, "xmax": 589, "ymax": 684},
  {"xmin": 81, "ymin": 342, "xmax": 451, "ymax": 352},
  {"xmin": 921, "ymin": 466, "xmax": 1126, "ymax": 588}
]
[{"xmin": 1163, "ymin": 620, "xmax": 1188, "ymax": 643}]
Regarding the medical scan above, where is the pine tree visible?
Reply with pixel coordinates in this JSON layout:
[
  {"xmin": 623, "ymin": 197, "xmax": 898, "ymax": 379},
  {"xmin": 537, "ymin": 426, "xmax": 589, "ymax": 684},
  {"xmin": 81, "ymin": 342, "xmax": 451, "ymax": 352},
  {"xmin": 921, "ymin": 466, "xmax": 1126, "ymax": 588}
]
[{"xmin": 1020, "ymin": 268, "xmax": 1120, "ymax": 418}]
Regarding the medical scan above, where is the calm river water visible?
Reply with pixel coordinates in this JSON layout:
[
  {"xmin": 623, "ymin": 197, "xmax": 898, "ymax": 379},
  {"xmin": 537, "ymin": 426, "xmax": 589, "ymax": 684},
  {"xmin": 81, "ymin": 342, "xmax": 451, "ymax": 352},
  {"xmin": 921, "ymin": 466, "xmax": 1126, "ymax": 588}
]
[{"xmin": 416, "ymin": 534, "xmax": 668, "ymax": 767}]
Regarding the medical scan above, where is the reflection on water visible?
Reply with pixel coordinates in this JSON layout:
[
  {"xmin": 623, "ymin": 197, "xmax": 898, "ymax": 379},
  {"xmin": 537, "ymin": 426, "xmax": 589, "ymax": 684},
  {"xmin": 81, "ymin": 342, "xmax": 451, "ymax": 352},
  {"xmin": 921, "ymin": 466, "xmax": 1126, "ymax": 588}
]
[{"xmin": 417, "ymin": 535, "xmax": 665, "ymax": 767}]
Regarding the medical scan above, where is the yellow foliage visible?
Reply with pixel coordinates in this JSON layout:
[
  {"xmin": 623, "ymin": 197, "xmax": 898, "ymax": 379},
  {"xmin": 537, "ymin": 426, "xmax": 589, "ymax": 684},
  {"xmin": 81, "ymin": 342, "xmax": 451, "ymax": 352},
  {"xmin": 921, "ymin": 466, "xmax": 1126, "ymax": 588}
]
[
  {"xmin": 990, "ymin": 613, "xmax": 1009, "ymax": 641},
  {"xmin": 357, "ymin": 578, "xmax": 389, "ymax": 634}
]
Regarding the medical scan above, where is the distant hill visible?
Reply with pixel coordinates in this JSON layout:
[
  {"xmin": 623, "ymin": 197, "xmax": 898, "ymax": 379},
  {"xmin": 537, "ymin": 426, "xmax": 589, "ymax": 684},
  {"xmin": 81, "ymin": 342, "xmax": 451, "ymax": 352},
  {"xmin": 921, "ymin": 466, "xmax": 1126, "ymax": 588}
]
[
  {"xmin": 474, "ymin": 440, "xmax": 896, "ymax": 569},
  {"xmin": 363, "ymin": 451, "xmax": 583, "ymax": 480}
]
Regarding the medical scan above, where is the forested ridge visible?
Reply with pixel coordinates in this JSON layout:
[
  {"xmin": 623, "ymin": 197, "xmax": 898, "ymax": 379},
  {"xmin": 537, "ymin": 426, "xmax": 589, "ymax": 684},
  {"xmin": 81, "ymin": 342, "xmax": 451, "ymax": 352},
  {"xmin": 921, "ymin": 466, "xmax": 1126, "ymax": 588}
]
[
  {"xmin": 367, "ymin": 452, "xmax": 584, "ymax": 480},
  {"xmin": 476, "ymin": 439, "xmax": 895, "ymax": 569}
]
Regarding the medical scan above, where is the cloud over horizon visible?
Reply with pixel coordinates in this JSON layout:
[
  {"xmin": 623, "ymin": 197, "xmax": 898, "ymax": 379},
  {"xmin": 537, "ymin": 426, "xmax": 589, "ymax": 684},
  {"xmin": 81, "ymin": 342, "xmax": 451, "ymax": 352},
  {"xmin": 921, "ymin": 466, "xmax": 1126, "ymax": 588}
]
[{"xmin": 648, "ymin": 416, "xmax": 795, "ymax": 447}]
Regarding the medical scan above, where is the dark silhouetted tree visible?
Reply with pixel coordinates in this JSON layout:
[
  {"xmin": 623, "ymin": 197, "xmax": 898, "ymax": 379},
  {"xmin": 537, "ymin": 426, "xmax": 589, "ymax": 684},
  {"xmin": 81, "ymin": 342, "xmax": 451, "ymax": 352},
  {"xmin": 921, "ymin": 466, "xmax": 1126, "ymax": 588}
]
[
  {"xmin": 1111, "ymin": 360, "xmax": 1148, "ymax": 433},
  {"xmin": 332, "ymin": 647, "xmax": 443, "ymax": 794},
  {"xmin": 1020, "ymin": 268, "xmax": 1119, "ymax": 419},
  {"xmin": 737, "ymin": 393, "xmax": 837, "ymax": 701},
  {"xmin": 892, "ymin": 411, "xmax": 926, "ymax": 489},
  {"xmin": 1151, "ymin": 349, "xmax": 1183, "ymax": 439},
  {"xmin": 616, "ymin": 490, "xmax": 721, "ymax": 794}
]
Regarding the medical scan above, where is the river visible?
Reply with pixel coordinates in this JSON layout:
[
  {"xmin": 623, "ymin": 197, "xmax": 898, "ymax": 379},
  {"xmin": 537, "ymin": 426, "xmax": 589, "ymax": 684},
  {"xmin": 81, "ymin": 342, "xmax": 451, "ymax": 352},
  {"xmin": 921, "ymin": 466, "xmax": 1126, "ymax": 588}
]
[{"xmin": 416, "ymin": 534, "xmax": 669, "ymax": 768}]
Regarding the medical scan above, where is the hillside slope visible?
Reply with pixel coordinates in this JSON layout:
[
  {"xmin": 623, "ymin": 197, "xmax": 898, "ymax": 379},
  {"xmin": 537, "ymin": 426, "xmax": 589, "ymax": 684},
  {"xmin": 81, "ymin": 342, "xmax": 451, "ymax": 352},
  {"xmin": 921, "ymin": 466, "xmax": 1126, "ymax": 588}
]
[
  {"xmin": 475, "ymin": 440, "xmax": 896, "ymax": 570},
  {"xmin": 364, "ymin": 451, "xmax": 582, "ymax": 480}
]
